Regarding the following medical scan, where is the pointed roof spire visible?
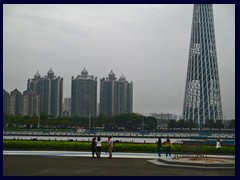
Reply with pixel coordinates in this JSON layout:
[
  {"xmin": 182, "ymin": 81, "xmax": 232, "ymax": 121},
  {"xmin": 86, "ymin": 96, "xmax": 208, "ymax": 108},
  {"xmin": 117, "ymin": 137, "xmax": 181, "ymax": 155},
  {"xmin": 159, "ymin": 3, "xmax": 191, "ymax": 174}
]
[
  {"xmin": 81, "ymin": 67, "xmax": 88, "ymax": 77},
  {"xmin": 34, "ymin": 71, "xmax": 41, "ymax": 79}
]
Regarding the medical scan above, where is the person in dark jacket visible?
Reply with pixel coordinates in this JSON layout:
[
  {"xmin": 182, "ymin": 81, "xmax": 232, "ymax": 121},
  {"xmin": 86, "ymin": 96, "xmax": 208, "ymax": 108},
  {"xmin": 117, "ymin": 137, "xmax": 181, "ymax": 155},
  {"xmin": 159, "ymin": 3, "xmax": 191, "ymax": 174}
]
[
  {"xmin": 157, "ymin": 137, "xmax": 162, "ymax": 157},
  {"xmin": 91, "ymin": 137, "xmax": 96, "ymax": 158},
  {"xmin": 96, "ymin": 136, "xmax": 102, "ymax": 158}
]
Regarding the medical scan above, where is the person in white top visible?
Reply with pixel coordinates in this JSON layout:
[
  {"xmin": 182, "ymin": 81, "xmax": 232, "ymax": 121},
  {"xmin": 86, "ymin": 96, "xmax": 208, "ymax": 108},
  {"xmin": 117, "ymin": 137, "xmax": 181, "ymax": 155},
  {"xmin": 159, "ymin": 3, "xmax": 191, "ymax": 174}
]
[
  {"xmin": 107, "ymin": 136, "xmax": 113, "ymax": 158},
  {"xmin": 216, "ymin": 138, "xmax": 221, "ymax": 153},
  {"xmin": 96, "ymin": 136, "xmax": 102, "ymax": 158}
]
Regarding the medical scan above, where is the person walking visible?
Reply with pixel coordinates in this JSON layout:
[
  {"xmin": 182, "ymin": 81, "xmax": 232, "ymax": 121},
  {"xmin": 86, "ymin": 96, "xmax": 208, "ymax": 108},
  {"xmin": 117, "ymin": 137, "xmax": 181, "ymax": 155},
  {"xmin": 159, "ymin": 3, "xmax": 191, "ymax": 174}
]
[
  {"xmin": 216, "ymin": 138, "xmax": 221, "ymax": 153},
  {"xmin": 165, "ymin": 138, "xmax": 171, "ymax": 157},
  {"xmin": 91, "ymin": 137, "xmax": 96, "ymax": 158},
  {"xmin": 107, "ymin": 136, "xmax": 113, "ymax": 159},
  {"xmin": 96, "ymin": 136, "xmax": 102, "ymax": 158},
  {"xmin": 157, "ymin": 138, "xmax": 162, "ymax": 157}
]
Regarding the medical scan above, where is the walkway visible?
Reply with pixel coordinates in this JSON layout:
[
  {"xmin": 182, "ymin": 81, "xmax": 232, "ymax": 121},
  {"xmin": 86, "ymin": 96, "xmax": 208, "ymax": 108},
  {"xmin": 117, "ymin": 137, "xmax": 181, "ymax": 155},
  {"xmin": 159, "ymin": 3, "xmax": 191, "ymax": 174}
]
[{"xmin": 3, "ymin": 152, "xmax": 235, "ymax": 176}]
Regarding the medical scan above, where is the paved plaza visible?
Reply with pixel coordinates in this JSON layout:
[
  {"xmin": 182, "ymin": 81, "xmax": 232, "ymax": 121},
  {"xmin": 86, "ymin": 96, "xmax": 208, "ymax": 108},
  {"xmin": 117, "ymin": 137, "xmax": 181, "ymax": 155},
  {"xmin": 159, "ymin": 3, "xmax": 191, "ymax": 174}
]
[{"xmin": 3, "ymin": 151, "xmax": 235, "ymax": 176}]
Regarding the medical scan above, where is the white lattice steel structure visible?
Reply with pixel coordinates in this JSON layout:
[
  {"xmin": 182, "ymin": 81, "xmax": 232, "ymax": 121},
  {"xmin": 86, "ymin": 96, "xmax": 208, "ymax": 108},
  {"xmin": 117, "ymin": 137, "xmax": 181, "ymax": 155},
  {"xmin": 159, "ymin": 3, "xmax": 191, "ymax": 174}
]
[{"xmin": 182, "ymin": 4, "xmax": 223, "ymax": 125}]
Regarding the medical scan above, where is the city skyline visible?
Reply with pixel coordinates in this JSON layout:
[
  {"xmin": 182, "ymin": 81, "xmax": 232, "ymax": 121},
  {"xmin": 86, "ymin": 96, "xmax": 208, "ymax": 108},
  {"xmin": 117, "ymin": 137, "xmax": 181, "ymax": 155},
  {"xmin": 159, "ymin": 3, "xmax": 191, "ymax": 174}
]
[{"xmin": 3, "ymin": 4, "xmax": 235, "ymax": 119}]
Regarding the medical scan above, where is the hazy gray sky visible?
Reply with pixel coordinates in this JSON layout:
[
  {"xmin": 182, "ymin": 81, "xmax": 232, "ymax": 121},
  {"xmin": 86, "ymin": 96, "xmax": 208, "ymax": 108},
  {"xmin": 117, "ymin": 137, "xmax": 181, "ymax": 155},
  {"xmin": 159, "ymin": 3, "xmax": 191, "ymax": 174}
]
[{"xmin": 3, "ymin": 4, "xmax": 235, "ymax": 119}]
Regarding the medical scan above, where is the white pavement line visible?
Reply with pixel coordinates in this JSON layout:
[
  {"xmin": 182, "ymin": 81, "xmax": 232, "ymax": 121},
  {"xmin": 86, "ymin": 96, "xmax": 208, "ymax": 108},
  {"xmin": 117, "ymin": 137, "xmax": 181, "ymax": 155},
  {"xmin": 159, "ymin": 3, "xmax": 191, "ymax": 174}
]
[
  {"xmin": 147, "ymin": 159, "xmax": 235, "ymax": 169},
  {"xmin": 3, "ymin": 151, "xmax": 158, "ymax": 159}
]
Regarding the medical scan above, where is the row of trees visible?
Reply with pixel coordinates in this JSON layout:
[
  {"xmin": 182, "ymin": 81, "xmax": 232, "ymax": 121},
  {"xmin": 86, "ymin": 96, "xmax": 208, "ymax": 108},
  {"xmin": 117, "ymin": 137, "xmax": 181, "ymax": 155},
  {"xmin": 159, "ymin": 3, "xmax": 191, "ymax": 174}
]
[
  {"xmin": 3, "ymin": 112, "xmax": 235, "ymax": 131},
  {"xmin": 168, "ymin": 119, "xmax": 235, "ymax": 130},
  {"xmin": 3, "ymin": 112, "xmax": 157, "ymax": 131}
]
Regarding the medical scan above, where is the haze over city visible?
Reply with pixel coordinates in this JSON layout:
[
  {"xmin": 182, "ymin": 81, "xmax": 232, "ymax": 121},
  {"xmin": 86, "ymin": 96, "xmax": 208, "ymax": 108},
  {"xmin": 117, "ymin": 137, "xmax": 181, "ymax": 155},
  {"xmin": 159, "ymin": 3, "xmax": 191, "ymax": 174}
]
[{"xmin": 3, "ymin": 4, "xmax": 235, "ymax": 119}]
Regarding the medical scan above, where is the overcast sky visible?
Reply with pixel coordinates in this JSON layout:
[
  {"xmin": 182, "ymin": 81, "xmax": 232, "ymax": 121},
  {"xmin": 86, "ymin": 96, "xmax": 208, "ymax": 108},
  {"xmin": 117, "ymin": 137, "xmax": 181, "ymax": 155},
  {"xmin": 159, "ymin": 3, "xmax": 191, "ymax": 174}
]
[{"xmin": 3, "ymin": 4, "xmax": 235, "ymax": 119}]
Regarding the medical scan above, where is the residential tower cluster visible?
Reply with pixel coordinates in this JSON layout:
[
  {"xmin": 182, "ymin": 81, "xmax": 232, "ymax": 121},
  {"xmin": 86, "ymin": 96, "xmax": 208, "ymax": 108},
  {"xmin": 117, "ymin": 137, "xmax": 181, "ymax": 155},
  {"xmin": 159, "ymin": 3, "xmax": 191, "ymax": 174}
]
[{"xmin": 3, "ymin": 68, "xmax": 133, "ymax": 118}]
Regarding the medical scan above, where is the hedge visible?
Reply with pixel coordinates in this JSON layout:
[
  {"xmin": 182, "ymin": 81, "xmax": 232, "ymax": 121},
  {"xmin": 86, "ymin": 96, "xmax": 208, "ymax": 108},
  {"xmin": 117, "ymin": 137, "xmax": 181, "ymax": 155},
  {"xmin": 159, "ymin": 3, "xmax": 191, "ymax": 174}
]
[{"xmin": 3, "ymin": 139, "xmax": 235, "ymax": 154}]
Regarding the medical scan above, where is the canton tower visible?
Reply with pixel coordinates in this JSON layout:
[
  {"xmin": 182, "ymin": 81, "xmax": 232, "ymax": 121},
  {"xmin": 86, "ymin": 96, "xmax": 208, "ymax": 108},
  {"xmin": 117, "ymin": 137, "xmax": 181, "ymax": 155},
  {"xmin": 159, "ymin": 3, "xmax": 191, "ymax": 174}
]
[{"xmin": 182, "ymin": 4, "xmax": 223, "ymax": 125}]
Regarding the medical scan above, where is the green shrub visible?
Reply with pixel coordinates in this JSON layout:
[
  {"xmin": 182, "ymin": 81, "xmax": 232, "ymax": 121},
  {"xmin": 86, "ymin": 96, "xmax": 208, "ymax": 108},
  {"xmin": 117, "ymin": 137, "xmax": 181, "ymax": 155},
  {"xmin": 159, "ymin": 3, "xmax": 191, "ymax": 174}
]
[{"xmin": 3, "ymin": 140, "xmax": 235, "ymax": 155}]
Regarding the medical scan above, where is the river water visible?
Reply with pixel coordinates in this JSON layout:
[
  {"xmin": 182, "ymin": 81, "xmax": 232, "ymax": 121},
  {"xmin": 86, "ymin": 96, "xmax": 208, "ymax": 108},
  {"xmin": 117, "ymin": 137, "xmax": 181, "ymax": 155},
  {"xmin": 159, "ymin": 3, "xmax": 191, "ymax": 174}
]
[
  {"xmin": 3, "ymin": 135, "xmax": 236, "ymax": 145},
  {"xmin": 3, "ymin": 131, "xmax": 235, "ymax": 144}
]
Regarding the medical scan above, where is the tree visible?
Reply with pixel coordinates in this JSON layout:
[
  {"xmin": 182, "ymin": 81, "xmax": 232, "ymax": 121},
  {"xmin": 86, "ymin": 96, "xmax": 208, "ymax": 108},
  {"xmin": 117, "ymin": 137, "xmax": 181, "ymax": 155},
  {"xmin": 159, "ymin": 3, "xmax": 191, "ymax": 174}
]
[
  {"xmin": 144, "ymin": 116, "xmax": 157, "ymax": 130},
  {"xmin": 187, "ymin": 119, "xmax": 197, "ymax": 130},
  {"xmin": 167, "ymin": 120, "xmax": 177, "ymax": 130},
  {"xmin": 177, "ymin": 119, "xmax": 187, "ymax": 130},
  {"xmin": 205, "ymin": 119, "xmax": 215, "ymax": 130},
  {"xmin": 227, "ymin": 119, "xmax": 235, "ymax": 129},
  {"xmin": 215, "ymin": 120, "xmax": 224, "ymax": 130}
]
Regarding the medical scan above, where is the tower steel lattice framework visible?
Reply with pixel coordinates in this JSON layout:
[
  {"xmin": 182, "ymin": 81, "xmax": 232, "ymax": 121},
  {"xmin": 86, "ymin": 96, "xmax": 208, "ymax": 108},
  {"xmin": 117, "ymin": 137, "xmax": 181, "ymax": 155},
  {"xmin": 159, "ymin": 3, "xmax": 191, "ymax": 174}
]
[{"xmin": 182, "ymin": 4, "xmax": 223, "ymax": 125}]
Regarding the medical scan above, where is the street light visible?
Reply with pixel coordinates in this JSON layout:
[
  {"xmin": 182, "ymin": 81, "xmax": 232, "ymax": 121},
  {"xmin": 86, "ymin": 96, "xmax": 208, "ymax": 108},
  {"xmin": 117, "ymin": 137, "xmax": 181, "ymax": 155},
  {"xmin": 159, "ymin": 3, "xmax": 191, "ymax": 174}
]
[
  {"xmin": 37, "ymin": 113, "xmax": 40, "ymax": 129},
  {"xmin": 142, "ymin": 114, "xmax": 144, "ymax": 131},
  {"xmin": 89, "ymin": 113, "xmax": 91, "ymax": 132}
]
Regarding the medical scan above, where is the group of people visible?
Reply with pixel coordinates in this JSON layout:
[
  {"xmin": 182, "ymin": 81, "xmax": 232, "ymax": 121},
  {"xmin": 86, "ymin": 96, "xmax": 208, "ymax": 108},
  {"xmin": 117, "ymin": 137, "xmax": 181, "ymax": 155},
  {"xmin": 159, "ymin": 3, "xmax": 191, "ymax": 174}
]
[
  {"xmin": 157, "ymin": 137, "xmax": 222, "ymax": 157},
  {"xmin": 90, "ymin": 136, "xmax": 222, "ymax": 158},
  {"xmin": 157, "ymin": 138, "xmax": 171, "ymax": 157},
  {"xmin": 91, "ymin": 136, "xmax": 113, "ymax": 159}
]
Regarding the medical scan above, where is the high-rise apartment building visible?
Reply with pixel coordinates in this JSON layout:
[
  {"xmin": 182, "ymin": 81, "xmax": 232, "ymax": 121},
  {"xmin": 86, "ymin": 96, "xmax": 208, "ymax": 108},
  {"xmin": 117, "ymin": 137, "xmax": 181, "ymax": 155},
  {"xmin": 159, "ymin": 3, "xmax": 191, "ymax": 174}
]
[
  {"xmin": 28, "ymin": 69, "xmax": 63, "ymax": 117},
  {"xmin": 9, "ymin": 89, "xmax": 22, "ymax": 115},
  {"xmin": 22, "ymin": 89, "xmax": 40, "ymax": 117},
  {"xmin": 27, "ymin": 71, "xmax": 41, "ymax": 94},
  {"xmin": 182, "ymin": 4, "xmax": 223, "ymax": 125},
  {"xmin": 71, "ymin": 68, "xmax": 97, "ymax": 117},
  {"xmin": 62, "ymin": 97, "xmax": 71, "ymax": 116},
  {"xmin": 3, "ymin": 89, "xmax": 10, "ymax": 114},
  {"xmin": 100, "ymin": 70, "xmax": 133, "ymax": 116}
]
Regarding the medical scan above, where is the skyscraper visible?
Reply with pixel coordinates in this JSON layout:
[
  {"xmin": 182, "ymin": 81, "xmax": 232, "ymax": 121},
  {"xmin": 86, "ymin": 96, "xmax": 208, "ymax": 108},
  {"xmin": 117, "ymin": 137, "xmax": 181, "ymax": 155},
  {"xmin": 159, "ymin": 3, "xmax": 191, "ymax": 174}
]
[
  {"xmin": 22, "ymin": 89, "xmax": 40, "ymax": 117},
  {"xmin": 3, "ymin": 89, "xmax": 10, "ymax": 114},
  {"xmin": 100, "ymin": 70, "xmax": 133, "ymax": 116},
  {"xmin": 71, "ymin": 68, "xmax": 97, "ymax": 117},
  {"xmin": 28, "ymin": 69, "xmax": 63, "ymax": 117},
  {"xmin": 182, "ymin": 4, "xmax": 223, "ymax": 125},
  {"xmin": 9, "ymin": 89, "xmax": 22, "ymax": 115},
  {"xmin": 62, "ymin": 97, "xmax": 71, "ymax": 117}
]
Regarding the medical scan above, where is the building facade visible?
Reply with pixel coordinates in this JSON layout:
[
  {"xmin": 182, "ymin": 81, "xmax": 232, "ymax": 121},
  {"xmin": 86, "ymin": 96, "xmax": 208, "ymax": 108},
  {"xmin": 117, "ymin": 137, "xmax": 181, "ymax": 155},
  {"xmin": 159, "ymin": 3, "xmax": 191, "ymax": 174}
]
[
  {"xmin": 182, "ymin": 4, "xmax": 223, "ymax": 125},
  {"xmin": 3, "ymin": 89, "xmax": 10, "ymax": 114},
  {"xmin": 22, "ymin": 89, "xmax": 40, "ymax": 117},
  {"xmin": 9, "ymin": 89, "xmax": 22, "ymax": 115},
  {"xmin": 62, "ymin": 97, "xmax": 71, "ymax": 117},
  {"xmin": 71, "ymin": 68, "xmax": 97, "ymax": 117},
  {"xmin": 100, "ymin": 70, "xmax": 133, "ymax": 116},
  {"xmin": 28, "ymin": 69, "xmax": 63, "ymax": 117}
]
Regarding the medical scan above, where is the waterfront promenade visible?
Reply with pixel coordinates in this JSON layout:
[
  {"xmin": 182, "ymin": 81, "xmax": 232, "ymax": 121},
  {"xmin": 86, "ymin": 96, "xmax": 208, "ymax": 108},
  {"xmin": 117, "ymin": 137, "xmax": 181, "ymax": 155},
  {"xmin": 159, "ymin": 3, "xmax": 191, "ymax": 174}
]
[{"xmin": 3, "ymin": 151, "xmax": 235, "ymax": 176}]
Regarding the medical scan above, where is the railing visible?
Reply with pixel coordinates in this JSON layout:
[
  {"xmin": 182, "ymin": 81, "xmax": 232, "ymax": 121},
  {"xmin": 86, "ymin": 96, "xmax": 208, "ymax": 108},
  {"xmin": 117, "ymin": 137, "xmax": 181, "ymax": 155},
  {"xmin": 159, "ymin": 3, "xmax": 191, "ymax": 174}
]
[{"xmin": 174, "ymin": 140, "xmax": 207, "ymax": 159}]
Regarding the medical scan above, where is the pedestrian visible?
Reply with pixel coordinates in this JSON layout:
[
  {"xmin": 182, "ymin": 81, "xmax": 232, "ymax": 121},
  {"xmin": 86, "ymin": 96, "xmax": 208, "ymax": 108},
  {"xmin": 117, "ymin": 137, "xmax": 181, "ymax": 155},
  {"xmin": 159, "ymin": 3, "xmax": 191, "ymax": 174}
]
[
  {"xmin": 91, "ymin": 137, "xmax": 96, "ymax": 158},
  {"xmin": 107, "ymin": 136, "xmax": 113, "ymax": 158},
  {"xmin": 157, "ymin": 137, "xmax": 162, "ymax": 157},
  {"xmin": 165, "ymin": 138, "xmax": 171, "ymax": 157},
  {"xmin": 216, "ymin": 138, "xmax": 221, "ymax": 153},
  {"xmin": 96, "ymin": 136, "xmax": 102, "ymax": 158}
]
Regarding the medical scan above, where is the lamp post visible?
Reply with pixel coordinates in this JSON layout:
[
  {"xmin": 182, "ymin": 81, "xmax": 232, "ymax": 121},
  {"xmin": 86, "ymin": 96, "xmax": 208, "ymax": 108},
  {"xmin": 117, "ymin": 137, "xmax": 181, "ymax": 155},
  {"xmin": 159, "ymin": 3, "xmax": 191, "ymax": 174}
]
[
  {"xmin": 141, "ymin": 114, "xmax": 145, "ymax": 132},
  {"xmin": 37, "ymin": 113, "xmax": 40, "ymax": 129},
  {"xmin": 89, "ymin": 113, "xmax": 91, "ymax": 132}
]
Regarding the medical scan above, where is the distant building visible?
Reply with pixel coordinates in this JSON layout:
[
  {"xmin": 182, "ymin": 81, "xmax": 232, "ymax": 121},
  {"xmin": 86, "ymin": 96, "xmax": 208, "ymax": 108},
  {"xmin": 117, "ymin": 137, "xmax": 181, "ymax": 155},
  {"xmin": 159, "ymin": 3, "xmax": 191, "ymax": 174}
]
[
  {"xmin": 22, "ymin": 89, "xmax": 40, "ymax": 117},
  {"xmin": 149, "ymin": 112, "xmax": 182, "ymax": 128},
  {"xmin": 62, "ymin": 97, "xmax": 71, "ymax": 117},
  {"xmin": 9, "ymin": 89, "xmax": 22, "ymax": 115},
  {"xmin": 3, "ymin": 89, "xmax": 10, "ymax": 114},
  {"xmin": 28, "ymin": 69, "xmax": 63, "ymax": 117},
  {"xmin": 27, "ymin": 71, "xmax": 41, "ymax": 94},
  {"xmin": 100, "ymin": 70, "xmax": 133, "ymax": 116},
  {"xmin": 71, "ymin": 68, "xmax": 97, "ymax": 117}
]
